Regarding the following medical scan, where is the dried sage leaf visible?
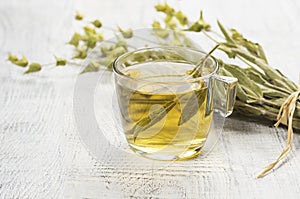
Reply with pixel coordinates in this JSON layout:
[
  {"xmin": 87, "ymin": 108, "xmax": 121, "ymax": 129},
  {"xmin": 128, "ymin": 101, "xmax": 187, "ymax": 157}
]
[
  {"xmin": 55, "ymin": 57, "xmax": 67, "ymax": 66},
  {"xmin": 132, "ymin": 99, "xmax": 177, "ymax": 141},
  {"xmin": 118, "ymin": 27, "xmax": 133, "ymax": 39},
  {"xmin": 224, "ymin": 64, "xmax": 263, "ymax": 99},
  {"xmin": 152, "ymin": 21, "xmax": 169, "ymax": 38},
  {"xmin": 24, "ymin": 62, "xmax": 41, "ymax": 74},
  {"xmin": 8, "ymin": 54, "xmax": 28, "ymax": 67},
  {"xmin": 80, "ymin": 61, "xmax": 100, "ymax": 74},
  {"xmin": 92, "ymin": 19, "xmax": 102, "ymax": 28},
  {"xmin": 68, "ymin": 33, "xmax": 82, "ymax": 47},
  {"xmin": 178, "ymin": 88, "xmax": 206, "ymax": 125},
  {"xmin": 175, "ymin": 11, "xmax": 188, "ymax": 26},
  {"xmin": 217, "ymin": 21, "xmax": 235, "ymax": 44},
  {"xmin": 73, "ymin": 49, "xmax": 87, "ymax": 59},
  {"xmin": 75, "ymin": 12, "xmax": 84, "ymax": 20},
  {"xmin": 186, "ymin": 11, "xmax": 210, "ymax": 32},
  {"xmin": 8, "ymin": 53, "xmax": 18, "ymax": 62}
]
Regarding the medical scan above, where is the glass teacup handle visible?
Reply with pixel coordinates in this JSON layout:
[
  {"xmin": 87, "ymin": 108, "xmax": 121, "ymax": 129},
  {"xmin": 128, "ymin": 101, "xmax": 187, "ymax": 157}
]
[{"xmin": 214, "ymin": 75, "xmax": 238, "ymax": 117}]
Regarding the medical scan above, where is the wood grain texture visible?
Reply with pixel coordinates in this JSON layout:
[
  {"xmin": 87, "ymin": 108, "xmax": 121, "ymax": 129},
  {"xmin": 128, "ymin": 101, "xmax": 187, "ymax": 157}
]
[{"xmin": 0, "ymin": 0, "xmax": 300, "ymax": 198}]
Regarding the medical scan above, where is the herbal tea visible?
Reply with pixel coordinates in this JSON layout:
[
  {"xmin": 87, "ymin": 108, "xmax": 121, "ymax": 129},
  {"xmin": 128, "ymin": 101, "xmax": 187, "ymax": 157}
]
[{"xmin": 115, "ymin": 61, "xmax": 213, "ymax": 160}]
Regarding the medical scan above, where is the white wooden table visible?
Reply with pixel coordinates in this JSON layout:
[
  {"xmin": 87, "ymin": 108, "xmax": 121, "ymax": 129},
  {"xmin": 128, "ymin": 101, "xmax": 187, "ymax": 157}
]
[{"xmin": 1, "ymin": 0, "xmax": 300, "ymax": 198}]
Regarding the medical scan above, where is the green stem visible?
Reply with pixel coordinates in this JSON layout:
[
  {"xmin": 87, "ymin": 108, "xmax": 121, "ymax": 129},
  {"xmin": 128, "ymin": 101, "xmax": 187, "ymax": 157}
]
[
  {"xmin": 202, "ymin": 31, "xmax": 219, "ymax": 44},
  {"xmin": 235, "ymin": 100, "xmax": 300, "ymax": 130},
  {"xmin": 233, "ymin": 48, "xmax": 298, "ymax": 92}
]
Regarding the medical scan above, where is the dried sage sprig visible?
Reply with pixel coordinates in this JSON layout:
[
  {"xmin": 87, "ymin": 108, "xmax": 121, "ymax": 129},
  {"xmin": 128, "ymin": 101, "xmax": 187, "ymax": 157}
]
[
  {"xmin": 7, "ymin": 14, "xmax": 121, "ymax": 73},
  {"xmin": 7, "ymin": 54, "xmax": 67, "ymax": 73},
  {"xmin": 151, "ymin": 3, "xmax": 300, "ymax": 177}
]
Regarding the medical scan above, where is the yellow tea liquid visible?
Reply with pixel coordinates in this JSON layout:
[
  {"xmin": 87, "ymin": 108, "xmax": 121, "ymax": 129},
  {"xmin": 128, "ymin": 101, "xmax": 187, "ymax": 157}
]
[{"xmin": 116, "ymin": 62, "xmax": 213, "ymax": 160}]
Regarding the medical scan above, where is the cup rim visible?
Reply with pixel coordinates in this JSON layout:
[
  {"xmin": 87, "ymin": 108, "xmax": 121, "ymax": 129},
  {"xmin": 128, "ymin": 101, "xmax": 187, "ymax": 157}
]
[{"xmin": 112, "ymin": 46, "xmax": 219, "ymax": 83}]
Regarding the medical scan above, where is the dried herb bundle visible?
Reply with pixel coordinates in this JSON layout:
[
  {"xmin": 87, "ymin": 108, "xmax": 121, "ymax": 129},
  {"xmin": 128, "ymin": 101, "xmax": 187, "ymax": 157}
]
[{"xmin": 151, "ymin": 3, "xmax": 300, "ymax": 178}]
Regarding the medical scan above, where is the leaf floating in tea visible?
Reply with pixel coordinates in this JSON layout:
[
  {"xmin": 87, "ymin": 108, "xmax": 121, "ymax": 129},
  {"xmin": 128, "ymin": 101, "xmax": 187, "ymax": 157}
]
[
  {"xmin": 178, "ymin": 89, "xmax": 207, "ymax": 126},
  {"xmin": 132, "ymin": 99, "xmax": 177, "ymax": 142}
]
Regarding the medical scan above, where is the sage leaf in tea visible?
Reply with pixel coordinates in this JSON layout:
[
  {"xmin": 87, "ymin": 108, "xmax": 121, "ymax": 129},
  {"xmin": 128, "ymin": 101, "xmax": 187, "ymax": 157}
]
[
  {"xmin": 132, "ymin": 99, "xmax": 177, "ymax": 142},
  {"xmin": 178, "ymin": 87, "xmax": 207, "ymax": 125}
]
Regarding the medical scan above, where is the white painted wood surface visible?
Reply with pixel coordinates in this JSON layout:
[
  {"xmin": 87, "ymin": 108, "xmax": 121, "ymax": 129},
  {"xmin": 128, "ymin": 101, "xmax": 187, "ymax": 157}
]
[{"xmin": 0, "ymin": 0, "xmax": 300, "ymax": 198}]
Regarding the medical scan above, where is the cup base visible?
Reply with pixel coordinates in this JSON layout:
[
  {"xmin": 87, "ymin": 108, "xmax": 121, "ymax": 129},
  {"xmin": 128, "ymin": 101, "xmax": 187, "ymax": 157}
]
[{"xmin": 129, "ymin": 144, "xmax": 203, "ymax": 161}]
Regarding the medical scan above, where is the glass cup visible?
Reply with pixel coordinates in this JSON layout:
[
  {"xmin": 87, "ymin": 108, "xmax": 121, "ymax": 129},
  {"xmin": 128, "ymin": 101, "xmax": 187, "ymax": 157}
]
[{"xmin": 113, "ymin": 46, "xmax": 237, "ymax": 161}]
